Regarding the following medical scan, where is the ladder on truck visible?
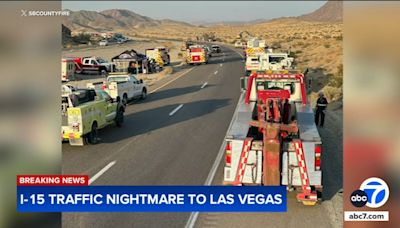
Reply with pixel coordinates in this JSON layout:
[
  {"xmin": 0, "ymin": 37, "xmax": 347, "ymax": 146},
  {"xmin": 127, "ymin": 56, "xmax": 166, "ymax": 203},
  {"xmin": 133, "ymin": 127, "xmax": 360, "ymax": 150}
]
[
  {"xmin": 293, "ymin": 139, "xmax": 318, "ymax": 205},
  {"xmin": 233, "ymin": 138, "xmax": 253, "ymax": 186}
]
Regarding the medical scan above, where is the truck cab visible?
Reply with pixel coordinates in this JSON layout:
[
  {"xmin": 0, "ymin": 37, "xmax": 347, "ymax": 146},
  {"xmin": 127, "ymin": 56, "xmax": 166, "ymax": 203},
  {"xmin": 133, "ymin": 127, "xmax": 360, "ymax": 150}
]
[
  {"xmin": 245, "ymin": 56, "xmax": 260, "ymax": 75},
  {"xmin": 73, "ymin": 56, "xmax": 113, "ymax": 75},
  {"xmin": 62, "ymin": 88, "xmax": 124, "ymax": 146},
  {"xmin": 186, "ymin": 46, "xmax": 208, "ymax": 65},
  {"xmin": 259, "ymin": 53, "xmax": 294, "ymax": 71},
  {"xmin": 105, "ymin": 74, "xmax": 148, "ymax": 105}
]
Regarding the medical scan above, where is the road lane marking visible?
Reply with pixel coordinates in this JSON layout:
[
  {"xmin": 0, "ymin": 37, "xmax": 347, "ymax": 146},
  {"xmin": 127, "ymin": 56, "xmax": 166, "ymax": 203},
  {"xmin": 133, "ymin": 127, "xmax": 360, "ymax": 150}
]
[
  {"xmin": 214, "ymin": 71, "xmax": 218, "ymax": 75},
  {"xmin": 200, "ymin": 82, "xmax": 208, "ymax": 89},
  {"xmin": 150, "ymin": 67, "xmax": 194, "ymax": 94},
  {"xmin": 169, "ymin": 104, "xmax": 183, "ymax": 116},
  {"xmin": 185, "ymin": 92, "xmax": 244, "ymax": 228},
  {"xmin": 88, "ymin": 161, "xmax": 116, "ymax": 185}
]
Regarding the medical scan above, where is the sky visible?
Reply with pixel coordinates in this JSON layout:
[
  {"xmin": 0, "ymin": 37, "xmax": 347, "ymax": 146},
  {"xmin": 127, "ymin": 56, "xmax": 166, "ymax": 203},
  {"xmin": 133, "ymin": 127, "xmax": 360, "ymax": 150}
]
[{"xmin": 62, "ymin": 1, "xmax": 327, "ymax": 23}]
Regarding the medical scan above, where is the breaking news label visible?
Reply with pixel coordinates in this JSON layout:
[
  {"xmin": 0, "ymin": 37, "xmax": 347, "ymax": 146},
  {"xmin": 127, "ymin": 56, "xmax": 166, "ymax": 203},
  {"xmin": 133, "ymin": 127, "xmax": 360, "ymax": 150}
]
[{"xmin": 17, "ymin": 175, "xmax": 286, "ymax": 212}]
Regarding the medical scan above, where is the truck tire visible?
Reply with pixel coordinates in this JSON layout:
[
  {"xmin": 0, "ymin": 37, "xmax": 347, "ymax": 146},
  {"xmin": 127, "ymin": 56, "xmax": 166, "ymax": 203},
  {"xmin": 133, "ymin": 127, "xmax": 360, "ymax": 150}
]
[
  {"xmin": 115, "ymin": 108, "xmax": 124, "ymax": 127},
  {"xmin": 99, "ymin": 67, "xmax": 107, "ymax": 76},
  {"xmin": 122, "ymin": 94, "xmax": 128, "ymax": 106},
  {"xmin": 87, "ymin": 122, "xmax": 99, "ymax": 145},
  {"xmin": 141, "ymin": 88, "xmax": 147, "ymax": 100}
]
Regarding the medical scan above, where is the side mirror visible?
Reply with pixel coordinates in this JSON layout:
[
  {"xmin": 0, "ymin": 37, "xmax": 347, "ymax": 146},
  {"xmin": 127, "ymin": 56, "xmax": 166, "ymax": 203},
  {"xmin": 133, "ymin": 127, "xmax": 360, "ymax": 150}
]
[{"xmin": 139, "ymin": 79, "xmax": 143, "ymax": 84}]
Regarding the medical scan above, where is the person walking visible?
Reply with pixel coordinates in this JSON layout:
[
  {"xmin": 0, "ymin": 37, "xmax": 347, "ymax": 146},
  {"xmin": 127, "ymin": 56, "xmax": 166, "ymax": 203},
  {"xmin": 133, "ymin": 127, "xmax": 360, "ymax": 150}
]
[{"xmin": 315, "ymin": 91, "xmax": 328, "ymax": 127}]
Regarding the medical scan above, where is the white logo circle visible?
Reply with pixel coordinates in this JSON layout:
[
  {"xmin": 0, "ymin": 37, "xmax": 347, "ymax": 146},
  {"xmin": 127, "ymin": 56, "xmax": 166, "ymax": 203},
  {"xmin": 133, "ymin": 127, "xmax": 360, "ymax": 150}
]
[{"xmin": 359, "ymin": 177, "xmax": 389, "ymax": 208}]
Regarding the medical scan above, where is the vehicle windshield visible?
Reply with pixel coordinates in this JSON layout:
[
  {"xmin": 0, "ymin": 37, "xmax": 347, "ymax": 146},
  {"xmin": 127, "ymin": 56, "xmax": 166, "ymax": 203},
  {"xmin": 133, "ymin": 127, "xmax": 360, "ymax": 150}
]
[
  {"xmin": 96, "ymin": 58, "xmax": 106, "ymax": 63},
  {"xmin": 108, "ymin": 76, "xmax": 129, "ymax": 83},
  {"xmin": 256, "ymin": 80, "xmax": 297, "ymax": 95},
  {"xmin": 269, "ymin": 56, "xmax": 287, "ymax": 63}
]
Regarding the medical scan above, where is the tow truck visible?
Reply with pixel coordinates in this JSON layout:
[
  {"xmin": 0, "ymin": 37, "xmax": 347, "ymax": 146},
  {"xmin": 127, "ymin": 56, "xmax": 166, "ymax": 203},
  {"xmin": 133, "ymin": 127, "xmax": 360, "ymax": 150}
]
[
  {"xmin": 61, "ymin": 87, "xmax": 125, "ymax": 146},
  {"xmin": 223, "ymin": 69, "xmax": 322, "ymax": 205}
]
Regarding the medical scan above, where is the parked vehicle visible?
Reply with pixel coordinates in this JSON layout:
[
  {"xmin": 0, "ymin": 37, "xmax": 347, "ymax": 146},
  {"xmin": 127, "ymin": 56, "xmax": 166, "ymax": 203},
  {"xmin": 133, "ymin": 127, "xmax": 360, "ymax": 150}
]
[
  {"xmin": 112, "ymin": 49, "xmax": 146, "ymax": 73},
  {"xmin": 88, "ymin": 73, "xmax": 148, "ymax": 105},
  {"xmin": 145, "ymin": 47, "xmax": 170, "ymax": 67},
  {"xmin": 245, "ymin": 56, "xmax": 260, "ymax": 75},
  {"xmin": 61, "ymin": 58, "xmax": 75, "ymax": 82},
  {"xmin": 211, "ymin": 45, "xmax": 222, "ymax": 53},
  {"xmin": 99, "ymin": 40, "xmax": 108, "ymax": 46},
  {"xmin": 203, "ymin": 46, "xmax": 212, "ymax": 58},
  {"xmin": 61, "ymin": 88, "xmax": 124, "ymax": 146},
  {"xmin": 234, "ymin": 40, "xmax": 244, "ymax": 48},
  {"xmin": 259, "ymin": 52, "xmax": 294, "ymax": 71},
  {"xmin": 245, "ymin": 38, "xmax": 266, "ymax": 57},
  {"xmin": 223, "ymin": 70, "xmax": 322, "ymax": 206},
  {"xmin": 72, "ymin": 56, "xmax": 114, "ymax": 75}
]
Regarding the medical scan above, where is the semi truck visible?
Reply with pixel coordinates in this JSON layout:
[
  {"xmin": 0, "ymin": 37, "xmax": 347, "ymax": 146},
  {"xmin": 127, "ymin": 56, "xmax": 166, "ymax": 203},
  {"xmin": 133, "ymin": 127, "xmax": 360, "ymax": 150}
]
[{"xmin": 223, "ymin": 70, "xmax": 322, "ymax": 205}]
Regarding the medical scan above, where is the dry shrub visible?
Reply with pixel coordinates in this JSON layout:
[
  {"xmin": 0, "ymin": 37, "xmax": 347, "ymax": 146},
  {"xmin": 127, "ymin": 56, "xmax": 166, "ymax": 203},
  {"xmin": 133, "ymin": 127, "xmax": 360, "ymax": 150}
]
[
  {"xmin": 160, "ymin": 66, "xmax": 173, "ymax": 77},
  {"xmin": 322, "ymin": 86, "xmax": 342, "ymax": 102}
]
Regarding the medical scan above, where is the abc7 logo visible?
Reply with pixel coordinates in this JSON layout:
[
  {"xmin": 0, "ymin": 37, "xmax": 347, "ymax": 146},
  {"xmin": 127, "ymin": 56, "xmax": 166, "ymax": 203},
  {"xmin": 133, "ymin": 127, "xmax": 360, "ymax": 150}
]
[{"xmin": 350, "ymin": 177, "xmax": 389, "ymax": 208}]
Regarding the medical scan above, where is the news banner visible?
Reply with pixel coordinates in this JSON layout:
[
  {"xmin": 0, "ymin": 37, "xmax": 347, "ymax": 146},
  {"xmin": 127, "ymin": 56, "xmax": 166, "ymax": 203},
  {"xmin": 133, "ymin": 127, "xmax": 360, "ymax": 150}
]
[{"xmin": 17, "ymin": 175, "xmax": 287, "ymax": 212}]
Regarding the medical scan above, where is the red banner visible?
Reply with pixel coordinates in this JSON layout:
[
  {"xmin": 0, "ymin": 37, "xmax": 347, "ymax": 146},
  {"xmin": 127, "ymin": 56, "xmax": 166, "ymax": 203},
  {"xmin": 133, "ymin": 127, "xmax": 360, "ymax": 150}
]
[{"xmin": 17, "ymin": 175, "xmax": 89, "ymax": 186}]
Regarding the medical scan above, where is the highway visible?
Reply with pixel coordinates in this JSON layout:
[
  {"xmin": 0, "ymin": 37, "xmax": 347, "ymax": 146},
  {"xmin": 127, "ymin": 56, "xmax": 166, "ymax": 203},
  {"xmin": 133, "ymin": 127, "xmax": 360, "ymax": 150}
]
[
  {"xmin": 62, "ymin": 45, "xmax": 342, "ymax": 228},
  {"xmin": 62, "ymin": 46, "xmax": 244, "ymax": 227}
]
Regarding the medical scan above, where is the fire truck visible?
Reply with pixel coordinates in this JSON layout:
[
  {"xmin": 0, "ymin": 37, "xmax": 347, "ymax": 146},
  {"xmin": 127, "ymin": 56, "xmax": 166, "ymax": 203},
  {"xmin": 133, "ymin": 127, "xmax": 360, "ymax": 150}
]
[
  {"xmin": 223, "ymin": 69, "xmax": 322, "ymax": 205},
  {"xmin": 186, "ymin": 46, "xmax": 208, "ymax": 65}
]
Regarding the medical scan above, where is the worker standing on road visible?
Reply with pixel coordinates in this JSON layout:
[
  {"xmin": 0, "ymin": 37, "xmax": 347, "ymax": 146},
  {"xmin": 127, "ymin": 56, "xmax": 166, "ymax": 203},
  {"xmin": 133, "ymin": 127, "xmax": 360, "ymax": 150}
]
[{"xmin": 315, "ymin": 91, "xmax": 328, "ymax": 127}]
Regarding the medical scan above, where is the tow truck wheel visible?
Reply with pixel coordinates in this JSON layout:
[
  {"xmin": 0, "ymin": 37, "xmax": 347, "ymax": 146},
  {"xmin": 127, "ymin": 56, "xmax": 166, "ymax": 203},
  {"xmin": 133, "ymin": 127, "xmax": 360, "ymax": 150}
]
[
  {"xmin": 87, "ymin": 122, "xmax": 99, "ymax": 144},
  {"xmin": 115, "ymin": 108, "xmax": 124, "ymax": 127},
  {"xmin": 141, "ymin": 88, "xmax": 147, "ymax": 100}
]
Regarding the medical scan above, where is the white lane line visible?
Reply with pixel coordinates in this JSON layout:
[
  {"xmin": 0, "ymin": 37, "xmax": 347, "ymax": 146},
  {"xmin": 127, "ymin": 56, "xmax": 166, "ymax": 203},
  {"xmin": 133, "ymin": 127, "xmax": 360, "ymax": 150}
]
[
  {"xmin": 219, "ymin": 63, "xmax": 223, "ymax": 67},
  {"xmin": 214, "ymin": 71, "xmax": 218, "ymax": 75},
  {"xmin": 150, "ymin": 67, "xmax": 194, "ymax": 94},
  {"xmin": 200, "ymin": 82, "xmax": 208, "ymax": 89},
  {"xmin": 169, "ymin": 104, "xmax": 184, "ymax": 116},
  {"xmin": 88, "ymin": 161, "xmax": 116, "ymax": 185},
  {"xmin": 185, "ymin": 93, "xmax": 244, "ymax": 228}
]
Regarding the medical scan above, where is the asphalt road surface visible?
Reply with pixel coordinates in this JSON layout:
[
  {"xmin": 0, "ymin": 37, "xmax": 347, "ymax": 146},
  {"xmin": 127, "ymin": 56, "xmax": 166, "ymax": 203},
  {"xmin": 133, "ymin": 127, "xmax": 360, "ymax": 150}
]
[
  {"xmin": 62, "ymin": 45, "xmax": 342, "ymax": 228},
  {"xmin": 62, "ymin": 46, "xmax": 244, "ymax": 228}
]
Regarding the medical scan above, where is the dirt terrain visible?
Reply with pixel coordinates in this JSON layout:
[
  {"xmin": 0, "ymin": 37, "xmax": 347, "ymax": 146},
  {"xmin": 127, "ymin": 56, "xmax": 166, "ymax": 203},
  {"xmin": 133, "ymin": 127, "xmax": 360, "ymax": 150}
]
[{"xmin": 62, "ymin": 39, "xmax": 182, "ymax": 64}]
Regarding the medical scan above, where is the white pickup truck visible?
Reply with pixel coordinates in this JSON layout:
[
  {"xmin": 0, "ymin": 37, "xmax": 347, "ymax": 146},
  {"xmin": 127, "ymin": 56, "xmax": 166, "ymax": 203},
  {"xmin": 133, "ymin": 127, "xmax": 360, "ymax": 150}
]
[{"xmin": 102, "ymin": 74, "xmax": 148, "ymax": 105}]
